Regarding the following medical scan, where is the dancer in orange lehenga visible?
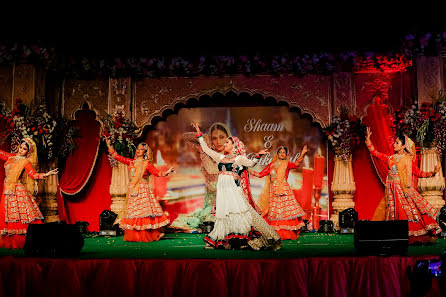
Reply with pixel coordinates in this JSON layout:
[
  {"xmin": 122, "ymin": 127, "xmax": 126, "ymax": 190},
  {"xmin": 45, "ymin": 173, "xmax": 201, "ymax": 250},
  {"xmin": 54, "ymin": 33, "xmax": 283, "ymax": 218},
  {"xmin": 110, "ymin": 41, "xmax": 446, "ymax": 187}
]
[
  {"xmin": 0, "ymin": 138, "xmax": 58, "ymax": 248},
  {"xmin": 365, "ymin": 127, "xmax": 441, "ymax": 244},
  {"xmin": 105, "ymin": 137, "xmax": 174, "ymax": 242},
  {"xmin": 250, "ymin": 145, "xmax": 309, "ymax": 240}
]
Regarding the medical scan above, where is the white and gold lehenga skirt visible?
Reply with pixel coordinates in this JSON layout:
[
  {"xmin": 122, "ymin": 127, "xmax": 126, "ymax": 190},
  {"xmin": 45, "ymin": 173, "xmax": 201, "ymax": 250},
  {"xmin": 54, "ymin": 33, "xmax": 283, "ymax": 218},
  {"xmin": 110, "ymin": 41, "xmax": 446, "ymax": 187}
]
[{"xmin": 203, "ymin": 172, "xmax": 281, "ymax": 250}]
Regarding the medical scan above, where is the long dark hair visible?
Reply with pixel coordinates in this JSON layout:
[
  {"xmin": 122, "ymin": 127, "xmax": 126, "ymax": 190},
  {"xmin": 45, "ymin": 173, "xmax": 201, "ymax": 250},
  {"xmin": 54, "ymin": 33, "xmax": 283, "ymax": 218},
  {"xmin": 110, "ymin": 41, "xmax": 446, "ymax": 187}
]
[
  {"xmin": 395, "ymin": 131, "xmax": 406, "ymax": 145},
  {"xmin": 210, "ymin": 124, "xmax": 229, "ymax": 137}
]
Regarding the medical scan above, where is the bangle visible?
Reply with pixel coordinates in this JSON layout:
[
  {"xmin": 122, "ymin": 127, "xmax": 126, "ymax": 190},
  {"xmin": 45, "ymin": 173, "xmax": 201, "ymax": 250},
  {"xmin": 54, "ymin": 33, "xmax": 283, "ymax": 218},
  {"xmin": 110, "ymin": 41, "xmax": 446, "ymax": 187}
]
[
  {"xmin": 255, "ymin": 154, "xmax": 261, "ymax": 159},
  {"xmin": 196, "ymin": 132, "xmax": 203, "ymax": 138}
]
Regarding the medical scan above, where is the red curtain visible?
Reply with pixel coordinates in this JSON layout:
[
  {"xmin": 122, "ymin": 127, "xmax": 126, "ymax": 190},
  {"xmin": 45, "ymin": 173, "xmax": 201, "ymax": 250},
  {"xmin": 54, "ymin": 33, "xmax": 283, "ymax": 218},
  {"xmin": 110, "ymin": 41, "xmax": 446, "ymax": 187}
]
[
  {"xmin": 353, "ymin": 97, "xmax": 395, "ymax": 219},
  {"xmin": 60, "ymin": 152, "xmax": 112, "ymax": 231},
  {"xmin": 59, "ymin": 109, "xmax": 101, "ymax": 196},
  {"xmin": 0, "ymin": 122, "xmax": 9, "ymax": 206},
  {"xmin": 361, "ymin": 97, "xmax": 395, "ymax": 184},
  {"xmin": 57, "ymin": 108, "xmax": 111, "ymax": 231},
  {"xmin": 352, "ymin": 145, "xmax": 386, "ymax": 220},
  {"xmin": 0, "ymin": 256, "xmax": 441, "ymax": 297}
]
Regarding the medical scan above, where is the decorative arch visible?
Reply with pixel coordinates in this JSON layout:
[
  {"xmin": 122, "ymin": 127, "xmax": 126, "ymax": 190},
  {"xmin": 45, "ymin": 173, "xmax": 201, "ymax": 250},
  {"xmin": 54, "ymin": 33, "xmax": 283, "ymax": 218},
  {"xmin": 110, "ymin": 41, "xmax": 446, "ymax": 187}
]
[
  {"xmin": 70, "ymin": 100, "xmax": 104, "ymax": 125},
  {"xmin": 133, "ymin": 75, "xmax": 331, "ymax": 130}
]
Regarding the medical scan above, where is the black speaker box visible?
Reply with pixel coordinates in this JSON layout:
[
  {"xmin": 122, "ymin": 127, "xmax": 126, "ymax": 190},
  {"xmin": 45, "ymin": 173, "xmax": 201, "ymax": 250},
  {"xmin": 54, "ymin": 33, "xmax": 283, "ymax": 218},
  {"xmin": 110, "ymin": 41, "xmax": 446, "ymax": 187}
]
[
  {"xmin": 354, "ymin": 220, "xmax": 408, "ymax": 256},
  {"xmin": 24, "ymin": 223, "xmax": 84, "ymax": 257}
]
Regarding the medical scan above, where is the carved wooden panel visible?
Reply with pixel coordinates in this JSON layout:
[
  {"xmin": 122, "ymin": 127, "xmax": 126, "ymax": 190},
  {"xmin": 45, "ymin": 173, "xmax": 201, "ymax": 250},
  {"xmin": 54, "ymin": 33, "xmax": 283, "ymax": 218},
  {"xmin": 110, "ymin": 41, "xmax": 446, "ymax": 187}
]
[
  {"xmin": 34, "ymin": 67, "xmax": 46, "ymax": 101},
  {"xmin": 62, "ymin": 79, "xmax": 108, "ymax": 120},
  {"xmin": 12, "ymin": 64, "xmax": 35, "ymax": 105},
  {"xmin": 109, "ymin": 77, "xmax": 131, "ymax": 118},
  {"xmin": 134, "ymin": 75, "xmax": 330, "ymax": 129},
  {"xmin": 416, "ymin": 56, "xmax": 444, "ymax": 105},
  {"xmin": 0, "ymin": 65, "xmax": 12, "ymax": 107},
  {"xmin": 353, "ymin": 73, "xmax": 392, "ymax": 118},
  {"xmin": 333, "ymin": 72, "xmax": 355, "ymax": 117}
]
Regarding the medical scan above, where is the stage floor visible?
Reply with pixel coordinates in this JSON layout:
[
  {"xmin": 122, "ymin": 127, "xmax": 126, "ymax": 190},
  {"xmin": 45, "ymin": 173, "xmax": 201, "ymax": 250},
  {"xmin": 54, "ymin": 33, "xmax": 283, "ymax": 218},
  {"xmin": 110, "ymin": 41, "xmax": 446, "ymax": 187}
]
[{"xmin": 1, "ymin": 232, "xmax": 445, "ymax": 259}]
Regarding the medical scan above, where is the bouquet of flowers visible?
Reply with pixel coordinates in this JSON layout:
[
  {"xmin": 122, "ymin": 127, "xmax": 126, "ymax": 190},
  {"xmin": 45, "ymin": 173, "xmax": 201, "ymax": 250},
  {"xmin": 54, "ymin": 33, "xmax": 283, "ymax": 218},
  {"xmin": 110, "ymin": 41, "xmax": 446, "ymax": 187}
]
[
  {"xmin": 393, "ymin": 93, "xmax": 446, "ymax": 154},
  {"xmin": 323, "ymin": 108, "xmax": 366, "ymax": 163},
  {"xmin": 101, "ymin": 110, "xmax": 139, "ymax": 166},
  {"xmin": 0, "ymin": 99, "xmax": 77, "ymax": 160}
]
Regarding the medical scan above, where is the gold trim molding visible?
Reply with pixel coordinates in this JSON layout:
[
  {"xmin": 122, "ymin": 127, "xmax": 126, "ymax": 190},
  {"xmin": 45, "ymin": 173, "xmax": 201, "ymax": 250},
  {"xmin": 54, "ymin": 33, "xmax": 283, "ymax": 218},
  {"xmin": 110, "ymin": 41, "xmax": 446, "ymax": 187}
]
[{"xmin": 134, "ymin": 75, "xmax": 331, "ymax": 130}]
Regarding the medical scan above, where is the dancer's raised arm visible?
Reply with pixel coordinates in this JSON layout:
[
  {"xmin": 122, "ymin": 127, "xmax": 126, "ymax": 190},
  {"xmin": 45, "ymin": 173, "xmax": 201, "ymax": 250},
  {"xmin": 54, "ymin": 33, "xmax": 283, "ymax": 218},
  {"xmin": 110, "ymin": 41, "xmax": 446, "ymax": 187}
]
[
  {"xmin": 365, "ymin": 127, "xmax": 390, "ymax": 162},
  {"xmin": 290, "ymin": 145, "xmax": 309, "ymax": 169},
  {"xmin": 192, "ymin": 123, "xmax": 224, "ymax": 163},
  {"xmin": 235, "ymin": 149, "xmax": 266, "ymax": 167},
  {"xmin": 104, "ymin": 136, "xmax": 132, "ymax": 165}
]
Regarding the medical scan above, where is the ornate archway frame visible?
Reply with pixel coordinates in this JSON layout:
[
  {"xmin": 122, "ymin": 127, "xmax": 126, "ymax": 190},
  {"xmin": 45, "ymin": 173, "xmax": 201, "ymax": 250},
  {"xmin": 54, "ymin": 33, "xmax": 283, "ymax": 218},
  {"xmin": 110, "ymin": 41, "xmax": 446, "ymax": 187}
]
[{"xmin": 133, "ymin": 75, "xmax": 333, "ymax": 133}]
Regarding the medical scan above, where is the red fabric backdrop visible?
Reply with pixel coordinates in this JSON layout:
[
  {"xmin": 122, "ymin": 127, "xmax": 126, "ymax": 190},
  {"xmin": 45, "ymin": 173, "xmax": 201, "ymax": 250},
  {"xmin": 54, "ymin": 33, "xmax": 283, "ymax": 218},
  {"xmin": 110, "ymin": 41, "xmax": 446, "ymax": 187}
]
[
  {"xmin": 0, "ymin": 256, "xmax": 441, "ymax": 297},
  {"xmin": 59, "ymin": 109, "xmax": 101, "ymax": 196},
  {"xmin": 362, "ymin": 97, "xmax": 395, "ymax": 184},
  {"xmin": 60, "ymin": 152, "xmax": 112, "ymax": 231},
  {"xmin": 57, "ymin": 108, "xmax": 109, "ymax": 231},
  {"xmin": 0, "ymin": 122, "xmax": 9, "ymax": 210}
]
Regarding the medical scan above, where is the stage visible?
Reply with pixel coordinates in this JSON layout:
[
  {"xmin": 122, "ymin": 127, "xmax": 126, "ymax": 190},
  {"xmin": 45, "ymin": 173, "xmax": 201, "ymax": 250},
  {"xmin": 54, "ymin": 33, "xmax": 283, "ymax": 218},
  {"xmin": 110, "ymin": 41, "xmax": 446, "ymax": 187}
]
[{"xmin": 0, "ymin": 233, "xmax": 444, "ymax": 297}]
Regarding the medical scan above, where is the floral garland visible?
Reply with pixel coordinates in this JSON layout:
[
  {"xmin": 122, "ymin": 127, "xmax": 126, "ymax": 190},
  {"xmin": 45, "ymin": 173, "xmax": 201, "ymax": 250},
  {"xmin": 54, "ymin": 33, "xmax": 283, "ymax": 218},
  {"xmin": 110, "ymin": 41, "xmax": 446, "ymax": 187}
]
[
  {"xmin": 0, "ymin": 99, "xmax": 76, "ymax": 160},
  {"xmin": 2, "ymin": 31, "xmax": 446, "ymax": 77},
  {"xmin": 393, "ymin": 92, "xmax": 446, "ymax": 155},
  {"xmin": 401, "ymin": 31, "xmax": 446, "ymax": 57},
  {"xmin": 323, "ymin": 108, "xmax": 366, "ymax": 163},
  {"xmin": 100, "ymin": 110, "xmax": 138, "ymax": 166},
  {"xmin": 0, "ymin": 41, "xmax": 56, "ymax": 69},
  {"xmin": 0, "ymin": 43, "xmax": 411, "ymax": 77}
]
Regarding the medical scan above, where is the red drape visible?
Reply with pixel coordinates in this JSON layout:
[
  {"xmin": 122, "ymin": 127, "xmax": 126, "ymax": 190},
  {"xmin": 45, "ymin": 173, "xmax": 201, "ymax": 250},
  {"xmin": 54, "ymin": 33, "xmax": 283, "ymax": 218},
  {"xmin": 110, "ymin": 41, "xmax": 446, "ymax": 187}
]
[
  {"xmin": 354, "ymin": 97, "xmax": 395, "ymax": 219},
  {"xmin": 362, "ymin": 97, "xmax": 395, "ymax": 184},
  {"xmin": 61, "ymin": 152, "xmax": 112, "ymax": 231},
  {"xmin": 0, "ymin": 256, "xmax": 441, "ymax": 297},
  {"xmin": 59, "ymin": 109, "xmax": 101, "ymax": 196},
  {"xmin": 352, "ymin": 144, "xmax": 386, "ymax": 220},
  {"xmin": 0, "ymin": 122, "xmax": 9, "ymax": 207}
]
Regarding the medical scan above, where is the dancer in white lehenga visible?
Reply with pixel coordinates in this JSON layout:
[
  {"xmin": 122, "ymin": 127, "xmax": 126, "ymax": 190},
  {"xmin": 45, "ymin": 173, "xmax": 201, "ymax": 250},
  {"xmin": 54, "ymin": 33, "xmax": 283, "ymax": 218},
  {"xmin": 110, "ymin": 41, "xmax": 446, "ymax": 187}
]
[{"xmin": 192, "ymin": 123, "xmax": 281, "ymax": 250}]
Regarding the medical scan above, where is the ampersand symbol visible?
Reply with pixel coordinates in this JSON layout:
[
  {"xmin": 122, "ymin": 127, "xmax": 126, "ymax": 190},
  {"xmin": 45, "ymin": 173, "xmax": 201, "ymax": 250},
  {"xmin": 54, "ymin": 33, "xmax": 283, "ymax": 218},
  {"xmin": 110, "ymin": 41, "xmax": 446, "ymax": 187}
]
[{"xmin": 263, "ymin": 135, "xmax": 274, "ymax": 149}]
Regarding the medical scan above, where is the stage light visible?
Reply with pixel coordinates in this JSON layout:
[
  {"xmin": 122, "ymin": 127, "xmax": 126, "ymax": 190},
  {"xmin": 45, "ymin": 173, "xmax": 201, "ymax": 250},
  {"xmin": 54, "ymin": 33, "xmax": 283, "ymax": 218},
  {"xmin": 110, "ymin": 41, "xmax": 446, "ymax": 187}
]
[
  {"xmin": 339, "ymin": 208, "xmax": 358, "ymax": 234},
  {"xmin": 300, "ymin": 219, "xmax": 309, "ymax": 232},
  {"xmin": 75, "ymin": 221, "xmax": 90, "ymax": 234},
  {"xmin": 318, "ymin": 220, "xmax": 335, "ymax": 233},
  {"xmin": 438, "ymin": 206, "xmax": 446, "ymax": 237},
  {"xmin": 199, "ymin": 221, "xmax": 214, "ymax": 234},
  {"xmin": 99, "ymin": 210, "xmax": 122, "ymax": 236}
]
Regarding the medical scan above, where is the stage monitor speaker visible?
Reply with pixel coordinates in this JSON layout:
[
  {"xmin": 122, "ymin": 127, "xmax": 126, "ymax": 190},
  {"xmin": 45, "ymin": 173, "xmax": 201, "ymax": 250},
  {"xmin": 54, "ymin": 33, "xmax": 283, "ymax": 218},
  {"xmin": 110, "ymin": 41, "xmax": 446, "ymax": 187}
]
[
  {"xmin": 24, "ymin": 223, "xmax": 84, "ymax": 257},
  {"xmin": 354, "ymin": 220, "xmax": 408, "ymax": 256}
]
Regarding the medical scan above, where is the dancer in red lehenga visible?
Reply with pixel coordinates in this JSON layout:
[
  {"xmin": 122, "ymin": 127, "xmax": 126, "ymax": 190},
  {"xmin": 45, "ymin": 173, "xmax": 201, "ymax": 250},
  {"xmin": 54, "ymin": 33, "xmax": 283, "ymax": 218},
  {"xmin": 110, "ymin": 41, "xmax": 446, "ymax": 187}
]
[
  {"xmin": 0, "ymin": 138, "xmax": 58, "ymax": 248},
  {"xmin": 105, "ymin": 137, "xmax": 174, "ymax": 242},
  {"xmin": 250, "ymin": 146, "xmax": 308, "ymax": 240},
  {"xmin": 365, "ymin": 127, "xmax": 441, "ymax": 244}
]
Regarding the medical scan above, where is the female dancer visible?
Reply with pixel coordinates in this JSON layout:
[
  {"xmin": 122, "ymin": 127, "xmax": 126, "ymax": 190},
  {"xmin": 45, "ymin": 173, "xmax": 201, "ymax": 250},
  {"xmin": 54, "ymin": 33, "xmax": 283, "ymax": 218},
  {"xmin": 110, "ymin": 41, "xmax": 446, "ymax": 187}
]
[
  {"xmin": 105, "ymin": 137, "xmax": 174, "ymax": 242},
  {"xmin": 365, "ymin": 127, "xmax": 441, "ymax": 243},
  {"xmin": 0, "ymin": 138, "xmax": 58, "ymax": 248},
  {"xmin": 170, "ymin": 122, "xmax": 231, "ymax": 232},
  {"xmin": 250, "ymin": 145, "xmax": 308, "ymax": 240},
  {"xmin": 192, "ymin": 123, "xmax": 281, "ymax": 250}
]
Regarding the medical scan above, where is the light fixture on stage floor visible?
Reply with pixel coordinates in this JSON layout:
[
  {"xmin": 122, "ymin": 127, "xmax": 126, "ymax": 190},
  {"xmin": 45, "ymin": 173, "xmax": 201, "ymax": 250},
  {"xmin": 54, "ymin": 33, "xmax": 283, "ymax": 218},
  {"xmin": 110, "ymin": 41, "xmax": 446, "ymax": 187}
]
[
  {"xmin": 318, "ymin": 220, "xmax": 335, "ymax": 233},
  {"xmin": 199, "ymin": 221, "xmax": 214, "ymax": 234},
  {"xmin": 99, "ymin": 210, "xmax": 122, "ymax": 236},
  {"xmin": 300, "ymin": 219, "xmax": 310, "ymax": 232},
  {"xmin": 438, "ymin": 206, "xmax": 446, "ymax": 237},
  {"xmin": 75, "ymin": 221, "xmax": 90, "ymax": 234},
  {"xmin": 339, "ymin": 208, "xmax": 358, "ymax": 234}
]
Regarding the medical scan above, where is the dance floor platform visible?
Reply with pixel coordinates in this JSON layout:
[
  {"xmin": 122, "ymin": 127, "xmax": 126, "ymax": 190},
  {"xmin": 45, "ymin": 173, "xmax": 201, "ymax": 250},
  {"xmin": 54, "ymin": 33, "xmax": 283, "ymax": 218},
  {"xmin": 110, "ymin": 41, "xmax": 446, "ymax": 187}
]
[{"xmin": 0, "ymin": 233, "xmax": 445, "ymax": 297}]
